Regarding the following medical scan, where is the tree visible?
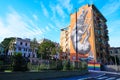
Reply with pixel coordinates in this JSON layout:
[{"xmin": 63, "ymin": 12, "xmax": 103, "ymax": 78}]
[
  {"xmin": 30, "ymin": 38, "xmax": 38, "ymax": 57},
  {"xmin": 38, "ymin": 40, "xmax": 55, "ymax": 59},
  {"xmin": 12, "ymin": 52, "xmax": 28, "ymax": 71},
  {"xmin": 1, "ymin": 37, "xmax": 15, "ymax": 55},
  {"xmin": 51, "ymin": 47, "xmax": 56, "ymax": 59}
]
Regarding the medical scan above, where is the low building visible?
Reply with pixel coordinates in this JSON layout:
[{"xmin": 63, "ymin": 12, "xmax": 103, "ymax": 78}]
[
  {"xmin": 109, "ymin": 47, "xmax": 120, "ymax": 55},
  {"xmin": 109, "ymin": 47, "xmax": 120, "ymax": 64},
  {"xmin": 7, "ymin": 38, "xmax": 37, "ymax": 58}
]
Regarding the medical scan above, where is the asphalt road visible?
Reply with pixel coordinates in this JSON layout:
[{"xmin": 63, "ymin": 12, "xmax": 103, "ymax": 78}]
[{"xmin": 52, "ymin": 70, "xmax": 120, "ymax": 80}]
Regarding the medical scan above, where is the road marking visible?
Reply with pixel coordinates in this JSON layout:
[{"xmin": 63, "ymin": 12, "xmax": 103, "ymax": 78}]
[
  {"xmin": 116, "ymin": 78, "xmax": 120, "ymax": 80},
  {"xmin": 77, "ymin": 77, "xmax": 92, "ymax": 80},
  {"xmin": 96, "ymin": 73, "xmax": 106, "ymax": 78},
  {"xmin": 97, "ymin": 76, "xmax": 108, "ymax": 79},
  {"xmin": 105, "ymin": 77, "xmax": 116, "ymax": 80}
]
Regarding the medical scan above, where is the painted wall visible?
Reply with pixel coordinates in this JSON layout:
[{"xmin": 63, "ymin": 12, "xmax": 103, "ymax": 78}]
[{"xmin": 70, "ymin": 5, "xmax": 96, "ymax": 62}]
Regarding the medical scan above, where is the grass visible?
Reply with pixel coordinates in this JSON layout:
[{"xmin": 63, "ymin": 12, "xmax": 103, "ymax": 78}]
[{"xmin": 4, "ymin": 70, "xmax": 12, "ymax": 72}]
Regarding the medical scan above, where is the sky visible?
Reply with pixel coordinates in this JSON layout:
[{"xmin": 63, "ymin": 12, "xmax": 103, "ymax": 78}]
[{"xmin": 0, "ymin": 0, "xmax": 120, "ymax": 47}]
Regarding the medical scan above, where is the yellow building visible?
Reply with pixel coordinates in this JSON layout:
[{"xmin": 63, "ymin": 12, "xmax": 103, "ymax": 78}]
[
  {"xmin": 60, "ymin": 4, "xmax": 109, "ymax": 64},
  {"xmin": 60, "ymin": 27, "xmax": 70, "ymax": 59}
]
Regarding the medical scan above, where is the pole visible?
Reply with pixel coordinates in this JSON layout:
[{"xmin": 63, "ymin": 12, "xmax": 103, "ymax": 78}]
[
  {"xmin": 114, "ymin": 55, "xmax": 118, "ymax": 72},
  {"xmin": 75, "ymin": 8, "xmax": 78, "ymax": 68}
]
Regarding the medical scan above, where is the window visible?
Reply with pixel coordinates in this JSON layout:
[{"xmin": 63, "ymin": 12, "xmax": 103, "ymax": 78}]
[
  {"xmin": 26, "ymin": 48, "xmax": 27, "ymax": 51},
  {"xmin": 115, "ymin": 50, "xmax": 118, "ymax": 53},
  {"xmin": 24, "ymin": 48, "xmax": 26, "ymax": 51},
  {"xmin": 97, "ymin": 30, "xmax": 101, "ymax": 34},
  {"xmin": 24, "ymin": 53, "xmax": 26, "ymax": 57},
  {"xmin": 28, "ymin": 53, "xmax": 30, "ymax": 57},
  {"xmin": 18, "ymin": 47, "xmax": 21, "ymax": 51},
  {"xmin": 25, "ymin": 43, "xmax": 27, "ymax": 46},
  {"xmin": 98, "ymin": 38, "xmax": 101, "ymax": 42},
  {"xmin": 20, "ymin": 42, "xmax": 22, "ymax": 45},
  {"xmin": 110, "ymin": 51, "xmax": 112, "ymax": 54},
  {"xmin": 33, "ymin": 54, "xmax": 35, "ymax": 58}
]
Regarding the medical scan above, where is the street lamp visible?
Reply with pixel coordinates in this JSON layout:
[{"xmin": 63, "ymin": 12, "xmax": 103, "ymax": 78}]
[{"xmin": 75, "ymin": 8, "xmax": 79, "ymax": 69}]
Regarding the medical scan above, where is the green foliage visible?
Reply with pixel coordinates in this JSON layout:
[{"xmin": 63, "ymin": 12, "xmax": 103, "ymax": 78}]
[
  {"xmin": 51, "ymin": 47, "xmax": 56, "ymax": 55},
  {"xmin": 49, "ymin": 60, "xmax": 56, "ymax": 69},
  {"xmin": 0, "ymin": 65, "xmax": 13, "ymax": 71},
  {"xmin": 30, "ymin": 38, "xmax": 38, "ymax": 53},
  {"xmin": 1, "ymin": 37, "xmax": 15, "ymax": 53},
  {"xmin": 56, "ymin": 60, "xmax": 63, "ymax": 70},
  {"xmin": 38, "ymin": 40, "xmax": 55, "ymax": 59},
  {"xmin": 12, "ymin": 52, "xmax": 28, "ymax": 71},
  {"xmin": 27, "ymin": 63, "xmax": 39, "ymax": 71},
  {"xmin": 81, "ymin": 61, "xmax": 88, "ymax": 70},
  {"xmin": 70, "ymin": 63, "xmax": 75, "ymax": 70},
  {"xmin": 63, "ymin": 60, "xmax": 70, "ymax": 71},
  {"xmin": 28, "ymin": 63, "xmax": 49, "ymax": 71},
  {"xmin": 38, "ymin": 64, "xmax": 48, "ymax": 70}
]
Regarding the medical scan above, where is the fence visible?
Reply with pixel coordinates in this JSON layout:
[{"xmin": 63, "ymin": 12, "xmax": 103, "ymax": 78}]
[{"xmin": 105, "ymin": 65, "xmax": 120, "ymax": 72}]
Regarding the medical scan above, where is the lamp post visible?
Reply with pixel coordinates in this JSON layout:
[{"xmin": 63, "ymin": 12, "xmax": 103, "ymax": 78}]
[{"xmin": 75, "ymin": 8, "xmax": 78, "ymax": 69}]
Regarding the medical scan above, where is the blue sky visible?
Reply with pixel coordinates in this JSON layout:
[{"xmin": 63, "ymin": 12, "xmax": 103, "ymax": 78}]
[{"xmin": 0, "ymin": 0, "xmax": 120, "ymax": 47}]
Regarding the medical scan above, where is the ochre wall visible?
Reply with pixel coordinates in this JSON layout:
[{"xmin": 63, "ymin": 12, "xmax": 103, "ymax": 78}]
[{"xmin": 70, "ymin": 5, "xmax": 96, "ymax": 61}]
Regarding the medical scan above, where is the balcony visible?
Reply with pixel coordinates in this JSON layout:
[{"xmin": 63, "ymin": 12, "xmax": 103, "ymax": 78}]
[
  {"xmin": 105, "ymin": 35, "xmax": 109, "ymax": 41},
  {"xmin": 104, "ymin": 30, "xmax": 108, "ymax": 34}
]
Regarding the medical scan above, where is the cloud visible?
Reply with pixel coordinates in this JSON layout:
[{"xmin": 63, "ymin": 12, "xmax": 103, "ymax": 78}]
[
  {"xmin": 58, "ymin": 0, "xmax": 73, "ymax": 12},
  {"xmin": 48, "ymin": 23, "xmax": 59, "ymax": 31},
  {"xmin": 78, "ymin": 0, "xmax": 85, "ymax": 3},
  {"xmin": 41, "ymin": 2, "xmax": 49, "ymax": 17},
  {"xmin": 56, "ymin": 4, "xmax": 67, "ymax": 18},
  {"xmin": 108, "ymin": 20, "xmax": 120, "ymax": 47},
  {"xmin": 101, "ymin": 0, "xmax": 120, "ymax": 16},
  {"xmin": 45, "ymin": 26, "xmax": 50, "ymax": 31},
  {"xmin": 109, "ymin": 38, "xmax": 120, "ymax": 47},
  {"xmin": 33, "ymin": 14, "xmax": 38, "ymax": 21},
  {"xmin": 0, "ymin": 7, "xmax": 44, "ymax": 42}
]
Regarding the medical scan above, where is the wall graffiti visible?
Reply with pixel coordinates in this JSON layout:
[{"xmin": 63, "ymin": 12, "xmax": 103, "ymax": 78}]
[{"xmin": 71, "ymin": 9, "xmax": 91, "ymax": 55}]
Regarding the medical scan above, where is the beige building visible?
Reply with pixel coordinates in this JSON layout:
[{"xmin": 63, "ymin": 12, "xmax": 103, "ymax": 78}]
[
  {"xmin": 109, "ymin": 47, "xmax": 120, "ymax": 62},
  {"xmin": 60, "ymin": 27, "xmax": 70, "ymax": 59}
]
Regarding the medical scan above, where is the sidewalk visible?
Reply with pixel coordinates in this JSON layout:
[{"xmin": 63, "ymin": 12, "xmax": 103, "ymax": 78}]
[{"xmin": 89, "ymin": 70, "xmax": 120, "ymax": 75}]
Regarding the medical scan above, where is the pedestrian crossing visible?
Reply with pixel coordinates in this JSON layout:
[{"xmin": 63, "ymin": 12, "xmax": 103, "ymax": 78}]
[
  {"xmin": 95, "ymin": 75, "xmax": 120, "ymax": 80},
  {"xmin": 77, "ymin": 75, "xmax": 120, "ymax": 80}
]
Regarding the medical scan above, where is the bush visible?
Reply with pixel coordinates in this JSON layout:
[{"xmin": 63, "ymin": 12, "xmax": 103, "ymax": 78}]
[
  {"xmin": 56, "ymin": 60, "xmax": 63, "ymax": 70},
  {"xmin": 63, "ymin": 60, "xmax": 70, "ymax": 71},
  {"xmin": 38, "ymin": 64, "xmax": 48, "ymax": 70},
  {"xmin": 12, "ymin": 53, "xmax": 28, "ymax": 71},
  {"xmin": 81, "ymin": 61, "xmax": 88, "ymax": 70}
]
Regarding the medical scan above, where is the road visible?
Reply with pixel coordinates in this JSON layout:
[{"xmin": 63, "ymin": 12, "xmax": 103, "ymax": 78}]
[{"xmin": 52, "ymin": 70, "xmax": 120, "ymax": 80}]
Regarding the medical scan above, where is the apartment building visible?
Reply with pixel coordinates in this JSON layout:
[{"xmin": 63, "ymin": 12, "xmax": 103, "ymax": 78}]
[
  {"xmin": 7, "ymin": 38, "xmax": 37, "ymax": 58},
  {"xmin": 60, "ymin": 4, "xmax": 110, "ymax": 64},
  {"xmin": 60, "ymin": 27, "xmax": 70, "ymax": 60}
]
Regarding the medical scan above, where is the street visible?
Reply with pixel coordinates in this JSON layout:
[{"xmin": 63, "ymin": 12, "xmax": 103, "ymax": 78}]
[{"xmin": 52, "ymin": 70, "xmax": 120, "ymax": 80}]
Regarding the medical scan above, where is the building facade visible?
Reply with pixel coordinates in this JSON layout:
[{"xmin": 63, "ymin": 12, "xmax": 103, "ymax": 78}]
[
  {"xmin": 7, "ymin": 38, "xmax": 37, "ymax": 58},
  {"xmin": 60, "ymin": 4, "xmax": 109, "ymax": 64},
  {"xmin": 60, "ymin": 27, "xmax": 70, "ymax": 59},
  {"xmin": 109, "ymin": 47, "xmax": 120, "ymax": 64}
]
